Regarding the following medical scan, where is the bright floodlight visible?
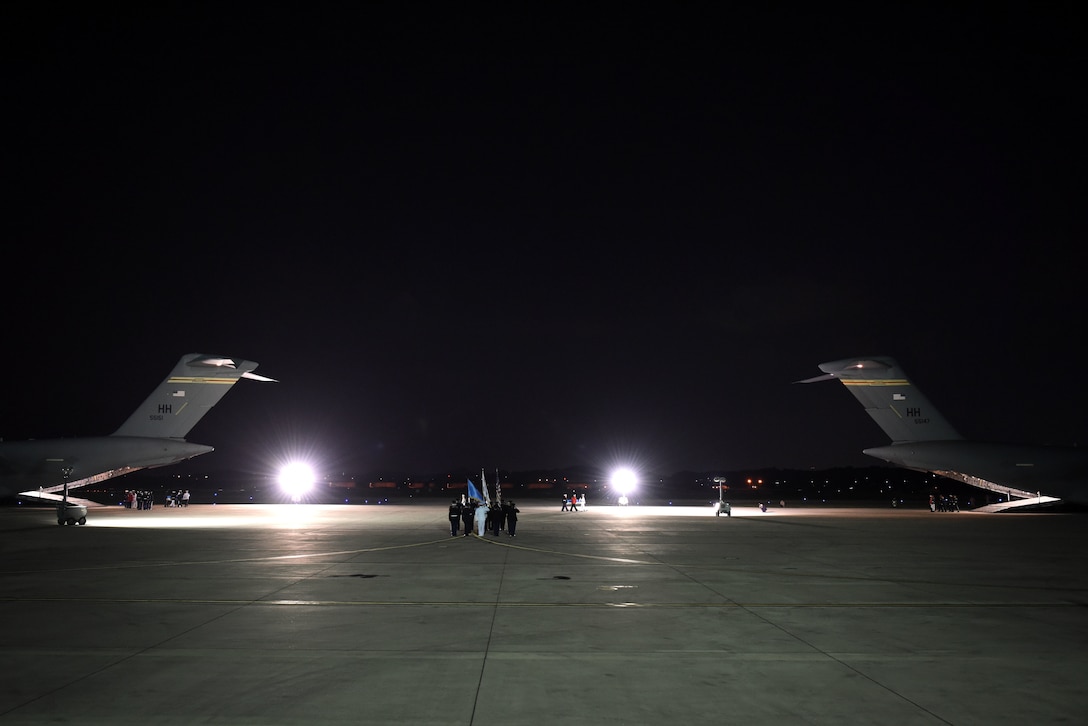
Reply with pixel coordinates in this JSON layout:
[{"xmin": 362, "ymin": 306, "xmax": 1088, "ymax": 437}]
[
  {"xmin": 279, "ymin": 462, "xmax": 315, "ymax": 502},
  {"xmin": 611, "ymin": 467, "xmax": 637, "ymax": 496}
]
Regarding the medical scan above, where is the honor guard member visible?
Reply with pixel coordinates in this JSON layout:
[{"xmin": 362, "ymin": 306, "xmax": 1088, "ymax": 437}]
[
  {"xmin": 474, "ymin": 501, "xmax": 488, "ymax": 537},
  {"xmin": 448, "ymin": 499, "xmax": 462, "ymax": 536},
  {"xmin": 504, "ymin": 501, "xmax": 519, "ymax": 536},
  {"xmin": 461, "ymin": 500, "xmax": 476, "ymax": 536}
]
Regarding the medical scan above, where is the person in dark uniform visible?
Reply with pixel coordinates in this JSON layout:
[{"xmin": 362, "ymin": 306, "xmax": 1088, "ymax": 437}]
[
  {"xmin": 561, "ymin": 494, "xmax": 569, "ymax": 511},
  {"xmin": 504, "ymin": 501, "xmax": 519, "ymax": 536},
  {"xmin": 461, "ymin": 500, "xmax": 476, "ymax": 536},
  {"xmin": 491, "ymin": 502, "xmax": 506, "ymax": 535},
  {"xmin": 448, "ymin": 499, "xmax": 462, "ymax": 536}
]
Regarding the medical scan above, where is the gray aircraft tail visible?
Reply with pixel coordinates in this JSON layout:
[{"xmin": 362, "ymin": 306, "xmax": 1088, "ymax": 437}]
[
  {"xmin": 796, "ymin": 356, "xmax": 961, "ymax": 444},
  {"xmin": 112, "ymin": 354, "xmax": 275, "ymax": 439}
]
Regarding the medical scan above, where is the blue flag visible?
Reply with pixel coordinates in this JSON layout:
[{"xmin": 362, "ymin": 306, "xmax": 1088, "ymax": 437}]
[{"xmin": 466, "ymin": 478, "xmax": 483, "ymax": 502}]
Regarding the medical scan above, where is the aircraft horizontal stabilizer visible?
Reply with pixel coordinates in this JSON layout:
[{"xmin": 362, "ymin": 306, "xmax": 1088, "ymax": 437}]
[
  {"xmin": 112, "ymin": 353, "xmax": 273, "ymax": 439},
  {"xmin": 798, "ymin": 356, "xmax": 961, "ymax": 443}
]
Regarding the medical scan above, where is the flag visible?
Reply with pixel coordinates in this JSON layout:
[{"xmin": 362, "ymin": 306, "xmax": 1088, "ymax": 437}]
[
  {"xmin": 467, "ymin": 478, "xmax": 483, "ymax": 502},
  {"xmin": 495, "ymin": 468, "xmax": 502, "ymax": 507},
  {"xmin": 480, "ymin": 469, "xmax": 491, "ymax": 506}
]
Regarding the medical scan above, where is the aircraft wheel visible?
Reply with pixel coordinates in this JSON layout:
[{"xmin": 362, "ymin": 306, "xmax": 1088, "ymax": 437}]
[
  {"xmin": 57, "ymin": 520, "xmax": 65, "ymax": 526},
  {"xmin": 66, "ymin": 517, "xmax": 76, "ymax": 526},
  {"xmin": 78, "ymin": 517, "xmax": 87, "ymax": 525}
]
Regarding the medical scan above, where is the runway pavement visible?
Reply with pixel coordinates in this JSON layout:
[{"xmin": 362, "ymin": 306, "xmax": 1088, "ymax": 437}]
[{"xmin": 1, "ymin": 501, "xmax": 1085, "ymax": 725}]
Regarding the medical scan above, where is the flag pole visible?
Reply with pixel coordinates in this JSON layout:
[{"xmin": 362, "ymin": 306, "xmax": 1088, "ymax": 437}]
[{"xmin": 481, "ymin": 468, "xmax": 491, "ymax": 507}]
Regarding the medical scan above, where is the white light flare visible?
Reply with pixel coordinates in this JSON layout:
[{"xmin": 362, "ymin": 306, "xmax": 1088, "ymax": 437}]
[
  {"xmin": 278, "ymin": 462, "xmax": 316, "ymax": 502},
  {"xmin": 611, "ymin": 467, "xmax": 637, "ymax": 496}
]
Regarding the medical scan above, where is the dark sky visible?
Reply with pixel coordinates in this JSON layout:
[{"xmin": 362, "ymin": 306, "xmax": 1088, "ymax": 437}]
[{"xmin": 4, "ymin": 4, "xmax": 1085, "ymax": 479}]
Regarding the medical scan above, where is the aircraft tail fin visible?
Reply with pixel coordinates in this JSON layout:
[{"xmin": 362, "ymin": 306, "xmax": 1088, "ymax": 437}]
[
  {"xmin": 796, "ymin": 356, "xmax": 961, "ymax": 443},
  {"xmin": 112, "ymin": 354, "xmax": 275, "ymax": 439}
]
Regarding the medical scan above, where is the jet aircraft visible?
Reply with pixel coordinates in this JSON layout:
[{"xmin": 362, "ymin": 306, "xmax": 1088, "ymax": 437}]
[
  {"xmin": 0, "ymin": 353, "xmax": 273, "ymax": 502},
  {"xmin": 797, "ymin": 356, "xmax": 1088, "ymax": 506}
]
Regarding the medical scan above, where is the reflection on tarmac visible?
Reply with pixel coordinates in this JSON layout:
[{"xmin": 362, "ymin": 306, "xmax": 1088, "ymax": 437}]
[{"xmin": 1, "ymin": 503, "xmax": 1085, "ymax": 725}]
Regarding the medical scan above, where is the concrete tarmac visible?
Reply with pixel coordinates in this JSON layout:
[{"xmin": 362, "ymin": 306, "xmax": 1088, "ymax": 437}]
[{"xmin": 1, "ymin": 502, "xmax": 1085, "ymax": 725}]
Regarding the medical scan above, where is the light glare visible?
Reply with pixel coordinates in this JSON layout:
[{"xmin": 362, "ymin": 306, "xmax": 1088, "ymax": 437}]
[
  {"xmin": 279, "ymin": 462, "xmax": 315, "ymax": 501},
  {"xmin": 611, "ymin": 467, "xmax": 637, "ymax": 495}
]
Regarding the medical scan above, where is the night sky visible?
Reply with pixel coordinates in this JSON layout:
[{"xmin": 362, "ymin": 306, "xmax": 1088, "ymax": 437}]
[{"xmin": 5, "ymin": 4, "xmax": 1085, "ymax": 480}]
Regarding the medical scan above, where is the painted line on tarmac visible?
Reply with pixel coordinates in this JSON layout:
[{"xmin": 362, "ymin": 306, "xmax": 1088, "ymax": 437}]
[
  {"xmin": 0, "ymin": 537, "xmax": 456, "ymax": 574},
  {"xmin": 0, "ymin": 595, "xmax": 1079, "ymax": 609},
  {"xmin": 471, "ymin": 533, "xmax": 651, "ymax": 564},
  {"xmin": 0, "ymin": 534, "xmax": 653, "ymax": 575}
]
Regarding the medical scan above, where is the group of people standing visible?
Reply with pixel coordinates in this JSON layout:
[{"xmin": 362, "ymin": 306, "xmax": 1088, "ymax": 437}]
[
  {"xmin": 560, "ymin": 493, "xmax": 585, "ymax": 511},
  {"xmin": 124, "ymin": 490, "xmax": 155, "ymax": 510},
  {"xmin": 166, "ymin": 490, "xmax": 191, "ymax": 507},
  {"xmin": 122, "ymin": 489, "xmax": 189, "ymax": 509},
  {"xmin": 448, "ymin": 498, "xmax": 519, "ymax": 537},
  {"xmin": 929, "ymin": 493, "xmax": 960, "ymax": 512}
]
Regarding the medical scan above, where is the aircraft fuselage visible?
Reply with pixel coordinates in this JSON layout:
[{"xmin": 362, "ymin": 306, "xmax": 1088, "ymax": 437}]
[
  {"xmin": 863, "ymin": 440, "xmax": 1088, "ymax": 503},
  {"xmin": 0, "ymin": 437, "xmax": 214, "ymax": 497}
]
